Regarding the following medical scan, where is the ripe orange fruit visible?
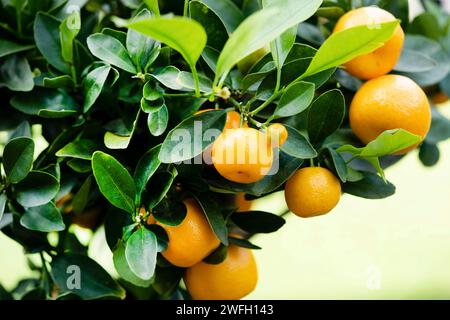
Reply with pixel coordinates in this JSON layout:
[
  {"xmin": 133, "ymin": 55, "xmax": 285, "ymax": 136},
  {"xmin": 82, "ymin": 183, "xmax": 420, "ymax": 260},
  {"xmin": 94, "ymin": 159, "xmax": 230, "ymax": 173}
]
[
  {"xmin": 333, "ymin": 7, "xmax": 404, "ymax": 80},
  {"xmin": 266, "ymin": 123, "xmax": 288, "ymax": 147},
  {"xmin": 160, "ymin": 199, "xmax": 220, "ymax": 267},
  {"xmin": 212, "ymin": 128, "xmax": 273, "ymax": 184},
  {"xmin": 184, "ymin": 245, "xmax": 258, "ymax": 300},
  {"xmin": 350, "ymin": 75, "xmax": 431, "ymax": 153},
  {"xmin": 235, "ymin": 192, "xmax": 252, "ymax": 212},
  {"xmin": 284, "ymin": 167, "xmax": 341, "ymax": 218}
]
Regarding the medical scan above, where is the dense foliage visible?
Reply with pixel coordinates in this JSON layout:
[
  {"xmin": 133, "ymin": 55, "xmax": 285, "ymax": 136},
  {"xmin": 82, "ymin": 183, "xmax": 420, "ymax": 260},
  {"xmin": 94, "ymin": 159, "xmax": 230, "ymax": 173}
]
[{"xmin": 0, "ymin": 0, "xmax": 449, "ymax": 300}]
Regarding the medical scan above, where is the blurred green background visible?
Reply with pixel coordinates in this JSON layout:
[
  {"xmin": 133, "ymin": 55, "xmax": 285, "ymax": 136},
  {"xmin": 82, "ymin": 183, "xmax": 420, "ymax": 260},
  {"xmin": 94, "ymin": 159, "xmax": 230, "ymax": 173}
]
[{"xmin": 1, "ymin": 104, "xmax": 449, "ymax": 299}]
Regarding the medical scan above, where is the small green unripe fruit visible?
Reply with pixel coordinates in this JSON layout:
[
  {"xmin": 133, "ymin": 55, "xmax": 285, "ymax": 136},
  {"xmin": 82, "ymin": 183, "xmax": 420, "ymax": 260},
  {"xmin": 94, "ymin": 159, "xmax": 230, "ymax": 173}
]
[{"xmin": 237, "ymin": 46, "xmax": 270, "ymax": 74}]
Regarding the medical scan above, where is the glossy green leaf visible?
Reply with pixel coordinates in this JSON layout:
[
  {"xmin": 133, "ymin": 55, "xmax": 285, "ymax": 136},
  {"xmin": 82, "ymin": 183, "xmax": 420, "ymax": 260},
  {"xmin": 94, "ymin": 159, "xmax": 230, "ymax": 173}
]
[
  {"xmin": 280, "ymin": 125, "xmax": 317, "ymax": 159},
  {"xmin": 159, "ymin": 109, "xmax": 227, "ymax": 163},
  {"xmin": 194, "ymin": 0, "xmax": 244, "ymax": 33},
  {"xmin": 215, "ymin": 0, "xmax": 322, "ymax": 85},
  {"xmin": 127, "ymin": 17, "xmax": 207, "ymax": 70},
  {"xmin": 11, "ymin": 88, "xmax": 78, "ymax": 118},
  {"xmin": 56, "ymin": 139, "xmax": 99, "ymax": 160},
  {"xmin": 60, "ymin": 10, "xmax": 81, "ymax": 63},
  {"xmin": 72, "ymin": 175, "xmax": 93, "ymax": 215},
  {"xmin": 20, "ymin": 202, "xmax": 65, "ymax": 232},
  {"xmin": 0, "ymin": 55, "xmax": 34, "ymax": 92},
  {"xmin": 337, "ymin": 129, "xmax": 422, "ymax": 158},
  {"xmin": 82, "ymin": 65, "xmax": 111, "ymax": 113},
  {"xmin": 394, "ymin": 49, "xmax": 437, "ymax": 73},
  {"xmin": 113, "ymin": 241, "xmax": 154, "ymax": 287},
  {"xmin": 307, "ymin": 89, "xmax": 345, "ymax": 143},
  {"xmin": 145, "ymin": 170, "xmax": 177, "ymax": 209},
  {"xmin": 325, "ymin": 147, "xmax": 348, "ymax": 183},
  {"xmin": 193, "ymin": 193, "xmax": 228, "ymax": 245},
  {"xmin": 43, "ymin": 75, "xmax": 74, "ymax": 89},
  {"xmin": 274, "ymin": 81, "xmax": 315, "ymax": 118},
  {"xmin": 147, "ymin": 104, "xmax": 168, "ymax": 137},
  {"xmin": 419, "ymin": 141, "xmax": 440, "ymax": 167},
  {"xmin": 127, "ymin": 9, "xmax": 160, "ymax": 72},
  {"xmin": 231, "ymin": 211, "xmax": 285, "ymax": 234},
  {"xmin": 134, "ymin": 145, "xmax": 162, "ymax": 199},
  {"xmin": 143, "ymin": 0, "xmax": 160, "ymax": 16},
  {"xmin": 126, "ymin": 228, "xmax": 158, "ymax": 280},
  {"xmin": 152, "ymin": 198, "xmax": 187, "ymax": 226},
  {"xmin": 3, "ymin": 137, "xmax": 34, "ymax": 184},
  {"xmin": 51, "ymin": 253, "xmax": 125, "ymax": 300},
  {"xmin": 92, "ymin": 151, "xmax": 136, "ymax": 214},
  {"xmin": 15, "ymin": 171, "xmax": 60, "ymax": 207},
  {"xmin": 343, "ymin": 171, "xmax": 396, "ymax": 199},
  {"xmin": 34, "ymin": 12, "xmax": 69, "ymax": 74},
  {"xmin": 87, "ymin": 33, "xmax": 137, "ymax": 74},
  {"xmin": 0, "ymin": 39, "xmax": 34, "ymax": 58},
  {"xmin": 300, "ymin": 21, "xmax": 399, "ymax": 79},
  {"xmin": 151, "ymin": 66, "xmax": 213, "ymax": 93}
]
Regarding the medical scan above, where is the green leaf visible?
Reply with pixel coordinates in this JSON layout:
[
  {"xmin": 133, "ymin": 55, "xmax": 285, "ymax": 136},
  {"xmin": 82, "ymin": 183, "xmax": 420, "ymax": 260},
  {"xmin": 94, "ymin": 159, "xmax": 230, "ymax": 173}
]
[
  {"xmin": 104, "ymin": 109, "xmax": 140, "ymax": 150},
  {"xmin": 231, "ymin": 211, "xmax": 285, "ymax": 234},
  {"xmin": 280, "ymin": 125, "xmax": 317, "ymax": 159},
  {"xmin": 0, "ymin": 193, "xmax": 7, "ymax": 223},
  {"xmin": 196, "ymin": 0, "xmax": 243, "ymax": 33},
  {"xmin": 127, "ymin": 9, "xmax": 160, "ymax": 72},
  {"xmin": 51, "ymin": 253, "xmax": 125, "ymax": 300},
  {"xmin": 87, "ymin": 33, "xmax": 137, "ymax": 74},
  {"xmin": 270, "ymin": 26, "xmax": 297, "ymax": 70},
  {"xmin": 43, "ymin": 75, "xmax": 74, "ymax": 89},
  {"xmin": 419, "ymin": 142, "xmax": 440, "ymax": 167},
  {"xmin": 215, "ymin": 0, "xmax": 322, "ymax": 85},
  {"xmin": 92, "ymin": 151, "xmax": 136, "ymax": 214},
  {"xmin": 325, "ymin": 147, "xmax": 348, "ymax": 183},
  {"xmin": 394, "ymin": 49, "xmax": 437, "ymax": 73},
  {"xmin": 274, "ymin": 81, "xmax": 315, "ymax": 118},
  {"xmin": 3, "ymin": 137, "xmax": 34, "ymax": 184},
  {"xmin": 193, "ymin": 193, "xmax": 228, "ymax": 245},
  {"xmin": 56, "ymin": 139, "xmax": 99, "ymax": 160},
  {"xmin": 145, "ymin": 171, "xmax": 177, "ymax": 209},
  {"xmin": 152, "ymin": 198, "xmax": 187, "ymax": 226},
  {"xmin": 147, "ymin": 104, "xmax": 168, "ymax": 137},
  {"xmin": 15, "ymin": 171, "xmax": 59, "ymax": 207},
  {"xmin": 11, "ymin": 88, "xmax": 78, "ymax": 118},
  {"xmin": 337, "ymin": 129, "xmax": 422, "ymax": 158},
  {"xmin": 228, "ymin": 236, "xmax": 261, "ymax": 250},
  {"xmin": 143, "ymin": 0, "xmax": 160, "ymax": 16},
  {"xmin": 203, "ymin": 244, "xmax": 228, "ymax": 264},
  {"xmin": 300, "ymin": 21, "xmax": 399, "ymax": 79},
  {"xmin": 307, "ymin": 89, "xmax": 345, "ymax": 143},
  {"xmin": 34, "ymin": 12, "xmax": 69, "ymax": 74},
  {"xmin": 0, "ymin": 39, "xmax": 34, "ymax": 58},
  {"xmin": 0, "ymin": 55, "xmax": 34, "ymax": 92},
  {"xmin": 20, "ymin": 202, "xmax": 65, "ymax": 232},
  {"xmin": 60, "ymin": 9, "xmax": 81, "ymax": 63},
  {"xmin": 82, "ymin": 65, "xmax": 111, "ymax": 113},
  {"xmin": 72, "ymin": 175, "xmax": 93, "ymax": 215},
  {"xmin": 343, "ymin": 171, "xmax": 396, "ymax": 199},
  {"xmin": 134, "ymin": 145, "xmax": 162, "ymax": 199},
  {"xmin": 127, "ymin": 17, "xmax": 207, "ymax": 71},
  {"xmin": 126, "ymin": 228, "xmax": 158, "ymax": 280},
  {"xmin": 113, "ymin": 241, "xmax": 154, "ymax": 287},
  {"xmin": 426, "ymin": 109, "xmax": 450, "ymax": 144},
  {"xmin": 67, "ymin": 159, "xmax": 92, "ymax": 173},
  {"xmin": 159, "ymin": 109, "xmax": 227, "ymax": 163},
  {"xmin": 151, "ymin": 66, "xmax": 213, "ymax": 93}
]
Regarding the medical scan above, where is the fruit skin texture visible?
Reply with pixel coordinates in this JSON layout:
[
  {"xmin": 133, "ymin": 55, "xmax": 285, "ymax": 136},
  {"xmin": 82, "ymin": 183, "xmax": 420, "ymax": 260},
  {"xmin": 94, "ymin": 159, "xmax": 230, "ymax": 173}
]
[
  {"xmin": 184, "ymin": 245, "xmax": 258, "ymax": 300},
  {"xmin": 350, "ymin": 74, "xmax": 431, "ymax": 153},
  {"xmin": 285, "ymin": 167, "xmax": 341, "ymax": 218},
  {"xmin": 267, "ymin": 123, "xmax": 288, "ymax": 147},
  {"xmin": 333, "ymin": 7, "xmax": 405, "ymax": 80},
  {"xmin": 212, "ymin": 128, "xmax": 273, "ymax": 184},
  {"xmin": 160, "ymin": 199, "xmax": 220, "ymax": 268}
]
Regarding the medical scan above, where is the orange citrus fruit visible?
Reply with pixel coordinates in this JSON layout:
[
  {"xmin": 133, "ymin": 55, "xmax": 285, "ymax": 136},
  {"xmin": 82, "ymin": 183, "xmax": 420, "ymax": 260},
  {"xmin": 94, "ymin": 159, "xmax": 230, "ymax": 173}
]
[
  {"xmin": 184, "ymin": 245, "xmax": 258, "ymax": 300},
  {"xmin": 267, "ymin": 123, "xmax": 288, "ymax": 147},
  {"xmin": 284, "ymin": 167, "xmax": 341, "ymax": 218},
  {"xmin": 212, "ymin": 128, "xmax": 273, "ymax": 184},
  {"xmin": 160, "ymin": 199, "xmax": 220, "ymax": 268},
  {"xmin": 235, "ymin": 192, "xmax": 252, "ymax": 212},
  {"xmin": 333, "ymin": 7, "xmax": 405, "ymax": 80},
  {"xmin": 350, "ymin": 74, "xmax": 431, "ymax": 153}
]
